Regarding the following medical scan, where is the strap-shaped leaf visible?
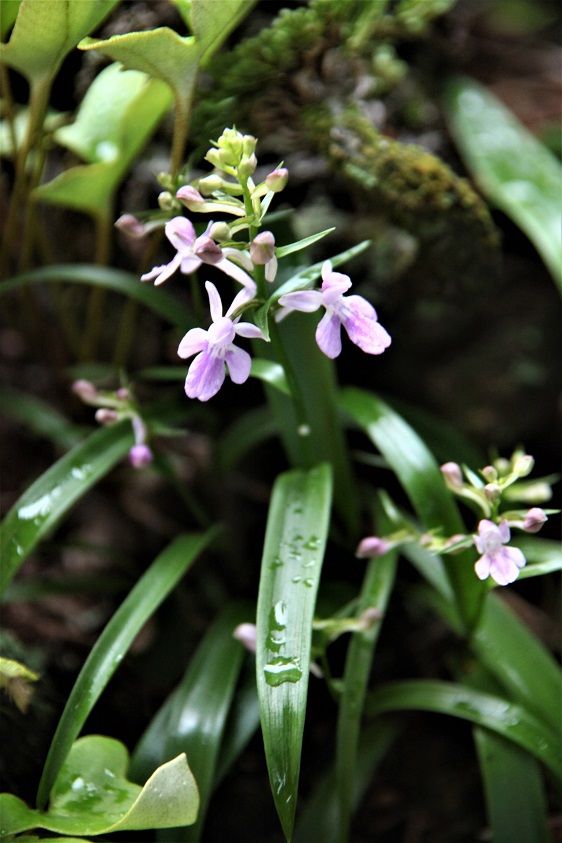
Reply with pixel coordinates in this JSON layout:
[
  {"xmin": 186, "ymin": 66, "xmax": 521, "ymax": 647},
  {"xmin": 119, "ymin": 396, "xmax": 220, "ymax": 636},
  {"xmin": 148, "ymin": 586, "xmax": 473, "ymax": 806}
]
[
  {"xmin": 366, "ymin": 680, "xmax": 562, "ymax": 780},
  {"xmin": 1, "ymin": 736, "xmax": 198, "ymax": 835},
  {"xmin": 0, "ymin": 0, "xmax": 119, "ymax": 83},
  {"xmin": 444, "ymin": 76, "xmax": 562, "ymax": 289},
  {"xmin": 256, "ymin": 463, "xmax": 333, "ymax": 840},
  {"xmin": 36, "ymin": 530, "xmax": 217, "ymax": 808}
]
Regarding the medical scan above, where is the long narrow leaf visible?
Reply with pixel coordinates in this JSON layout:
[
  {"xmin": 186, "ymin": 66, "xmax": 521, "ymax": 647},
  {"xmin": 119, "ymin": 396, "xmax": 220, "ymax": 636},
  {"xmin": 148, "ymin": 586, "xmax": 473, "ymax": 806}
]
[
  {"xmin": 0, "ymin": 265, "xmax": 191, "ymax": 329},
  {"xmin": 132, "ymin": 604, "xmax": 248, "ymax": 842},
  {"xmin": 474, "ymin": 728, "xmax": 550, "ymax": 843},
  {"xmin": 0, "ymin": 421, "xmax": 133, "ymax": 595},
  {"xmin": 0, "ymin": 386, "xmax": 83, "ymax": 449},
  {"xmin": 366, "ymin": 680, "xmax": 562, "ymax": 780},
  {"xmin": 256, "ymin": 464, "xmax": 333, "ymax": 840},
  {"xmin": 339, "ymin": 387, "xmax": 484, "ymax": 629},
  {"xmin": 36, "ymin": 530, "xmax": 217, "ymax": 809}
]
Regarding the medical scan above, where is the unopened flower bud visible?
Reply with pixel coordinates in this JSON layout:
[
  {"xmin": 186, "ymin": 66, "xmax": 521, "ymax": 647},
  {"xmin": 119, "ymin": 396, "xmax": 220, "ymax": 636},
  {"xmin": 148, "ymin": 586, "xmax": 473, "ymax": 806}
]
[
  {"xmin": 157, "ymin": 171, "xmax": 174, "ymax": 190},
  {"xmin": 238, "ymin": 153, "xmax": 257, "ymax": 179},
  {"xmin": 357, "ymin": 607, "xmax": 382, "ymax": 629},
  {"xmin": 176, "ymin": 185, "xmax": 205, "ymax": 210},
  {"xmin": 95, "ymin": 408, "xmax": 119, "ymax": 425},
  {"xmin": 233, "ymin": 622, "xmax": 257, "ymax": 653},
  {"xmin": 158, "ymin": 191, "xmax": 175, "ymax": 211},
  {"xmin": 523, "ymin": 507, "xmax": 547, "ymax": 533},
  {"xmin": 116, "ymin": 387, "xmax": 130, "ymax": 401},
  {"xmin": 209, "ymin": 222, "xmax": 231, "ymax": 241},
  {"xmin": 494, "ymin": 458, "xmax": 510, "ymax": 475},
  {"xmin": 265, "ymin": 167, "xmax": 289, "ymax": 192},
  {"xmin": 198, "ymin": 174, "xmax": 224, "ymax": 195},
  {"xmin": 72, "ymin": 379, "xmax": 97, "ymax": 403},
  {"xmin": 440, "ymin": 462, "xmax": 463, "ymax": 489},
  {"xmin": 355, "ymin": 536, "xmax": 391, "ymax": 559},
  {"xmin": 129, "ymin": 443, "xmax": 153, "ymax": 469},
  {"xmin": 115, "ymin": 214, "xmax": 146, "ymax": 239},
  {"xmin": 481, "ymin": 465, "xmax": 497, "ymax": 482},
  {"xmin": 242, "ymin": 134, "xmax": 257, "ymax": 156},
  {"xmin": 194, "ymin": 235, "xmax": 222, "ymax": 265},
  {"xmin": 484, "ymin": 483, "xmax": 501, "ymax": 501},
  {"xmin": 513, "ymin": 453, "xmax": 534, "ymax": 477},
  {"xmin": 250, "ymin": 231, "xmax": 276, "ymax": 265}
]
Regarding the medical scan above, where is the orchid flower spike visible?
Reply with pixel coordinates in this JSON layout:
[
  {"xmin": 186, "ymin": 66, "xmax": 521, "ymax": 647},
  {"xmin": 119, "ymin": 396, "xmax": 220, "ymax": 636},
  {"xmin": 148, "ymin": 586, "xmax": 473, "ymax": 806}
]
[
  {"xmin": 178, "ymin": 282, "xmax": 266, "ymax": 401},
  {"xmin": 277, "ymin": 261, "xmax": 391, "ymax": 358},
  {"xmin": 473, "ymin": 519, "xmax": 526, "ymax": 586},
  {"xmin": 140, "ymin": 217, "xmax": 256, "ymax": 295}
]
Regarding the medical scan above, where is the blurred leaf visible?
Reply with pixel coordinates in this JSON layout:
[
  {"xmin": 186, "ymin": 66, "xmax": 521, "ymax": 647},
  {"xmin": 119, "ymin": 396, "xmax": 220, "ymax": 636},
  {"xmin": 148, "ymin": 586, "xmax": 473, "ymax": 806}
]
[
  {"xmin": 0, "ymin": 386, "xmax": 83, "ymax": 449},
  {"xmin": 0, "ymin": 264, "xmax": 191, "ymax": 328},
  {"xmin": 132, "ymin": 604, "xmax": 247, "ymax": 842},
  {"xmin": 250, "ymin": 359, "xmax": 289, "ymax": 394},
  {"xmin": 339, "ymin": 387, "xmax": 484, "ymax": 629},
  {"xmin": 0, "ymin": 421, "xmax": 133, "ymax": 596},
  {"xmin": 0, "ymin": 0, "xmax": 118, "ymax": 83},
  {"xmin": 189, "ymin": 0, "xmax": 256, "ymax": 62},
  {"xmin": 366, "ymin": 680, "xmax": 562, "ymax": 779},
  {"xmin": 275, "ymin": 227, "xmax": 335, "ymax": 259},
  {"xmin": 0, "ymin": 0, "xmax": 20, "ymax": 41},
  {"xmin": 1, "ymin": 736, "xmax": 198, "ymax": 835},
  {"xmin": 444, "ymin": 76, "xmax": 562, "ymax": 288},
  {"xmin": 36, "ymin": 531, "xmax": 217, "ymax": 809},
  {"xmin": 0, "ymin": 107, "xmax": 64, "ymax": 158},
  {"xmin": 217, "ymin": 405, "xmax": 278, "ymax": 472},
  {"xmin": 214, "ymin": 663, "xmax": 260, "ymax": 786},
  {"xmin": 474, "ymin": 729, "xmax": 549, "ymax": 843},
  {"xmin": 35, "ymin": 64, "xmax": 171, "ymax": 217},
  {"xmin": 0, "ymin": 656, "xmax": 39, "ymax": 712},
  {"xmin": 256, "ymin": 464, "xmax": 333, "ymax": 840}
]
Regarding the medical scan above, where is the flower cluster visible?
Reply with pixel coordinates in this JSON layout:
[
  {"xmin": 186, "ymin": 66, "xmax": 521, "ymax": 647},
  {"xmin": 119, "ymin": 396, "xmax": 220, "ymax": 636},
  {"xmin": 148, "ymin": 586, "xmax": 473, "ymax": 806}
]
[
  {"xmin": 72, "ymin": 380, "xmax": 152, "ymax": 469},
  {"xmin": 135, "ymin": 127, "xmax": 391, "ymax": 402},
  {"xmin": 354, "ymin": 449, "xmax": 553, "ymax": 587}
]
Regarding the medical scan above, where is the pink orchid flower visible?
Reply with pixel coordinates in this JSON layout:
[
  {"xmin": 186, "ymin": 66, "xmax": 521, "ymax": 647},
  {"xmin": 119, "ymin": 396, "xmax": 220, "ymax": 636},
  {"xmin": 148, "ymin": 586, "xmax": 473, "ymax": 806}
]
[
  {"xmin": 473, "ymin": 519, "xmax": 526, "ymax": 586},
  {"xmin": 277, "ymin": 261, "xmax": 391, "ymax": 358},
  {"xmin": 178, "ymin": 282, "xmax": 265, "ymax": 401}
]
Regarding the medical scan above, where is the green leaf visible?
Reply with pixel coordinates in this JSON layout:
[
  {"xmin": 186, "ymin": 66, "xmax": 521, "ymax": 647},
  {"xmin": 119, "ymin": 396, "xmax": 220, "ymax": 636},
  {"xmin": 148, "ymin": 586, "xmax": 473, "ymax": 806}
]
[
  {"xmin": 336, "ymin": 508, "xmax": 397, "ymax": 841},
  {"xmin": 474, "ymin": 728, "xmax": 550, "ymax": 843},
  {"xmin": 0, "ymin": 421, "xmax": 133, "ymax": 596},
  {"xmin": 217, "ymin": 405, "xmax": 279, "ymax": 472},
  {"xmin": 79, "ymin": 29, "xmax": 199, "ymax": 112},
  {"xmin": 189, "ymin": 0, "xmax": 256, "ymax": 62},
  {"xmin": 250, "ymin": 359, "xmax": 289, "ymax": 395},
  {"xmin": 0, "ymin": 0, "xmax": 20, "ymax": 41},
  {"xmin": 0, "ymin": 264, "xmax": 191, "ymax": 328},
  {"xmin": 275, "ymin": 227, "xmax": 335, "ymax": 259},
  {"xmin": 132, "ymin": 604, "xmax": 247, "ymax": 842},
  {"xmin": 339, "ymin": 387, "xmax": 484, "ymax": 629},
  {"xmin": 1, "ymin": 736, "xmax": 198, "ymax": 835},
  {"xmin": 0, "ymin": 386, "xmax": 83, "ymax": 449},
  {"xmin": 0, "ymin": 0, "xmax": 119, "ymax": 83},
  {"xmin": 214, "ymin": 663, "xmax": 260, "ymax": 787},
  {"xmin": 35, "ymin": 65, "xmax": 172, "ymax": 217},
  {"xmin": 36, "ymin": 530, "xmax": 217, "ymax": 808},
  {"xmin": 366, "ymin": 680, "xmax": 562, "ymax": 780},
  {"xmin": 256, "ymin": 464, "xmax": 333, "ymax": 840},
  {"xmin": 444, "ymin": 76, "xmax": 562, "ymax": 288}
]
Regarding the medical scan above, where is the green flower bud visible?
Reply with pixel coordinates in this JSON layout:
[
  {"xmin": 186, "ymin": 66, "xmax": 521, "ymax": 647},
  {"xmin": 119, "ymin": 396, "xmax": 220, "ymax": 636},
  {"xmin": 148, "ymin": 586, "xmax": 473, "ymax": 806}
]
[{"xmin": 198, "ymin": 174, "xmax": 225, "ymax": 195}]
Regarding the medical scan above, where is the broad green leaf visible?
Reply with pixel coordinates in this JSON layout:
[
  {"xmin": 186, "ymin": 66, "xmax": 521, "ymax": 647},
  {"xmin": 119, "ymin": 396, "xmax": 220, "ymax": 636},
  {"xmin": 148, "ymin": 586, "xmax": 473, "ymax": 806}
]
[
  {"xmin": 275, "ymin": 227, "xmax": 335, "ymax": 259},
  {"xmin": 36, "ymin": 531, "xmax": 217, "ymax": 808},
  {"xmin": 336, "ymin": 508, "xmax": 397, "ymax": 841},
  {"xmin": 0, "ymin": 386, "xmax": 83, "ymax": 449},
  {"xmin": 0, "ymin": 0, "xmax": 20, "ymax": 41},
  {"xmin": 79, "ymin": 29, "xmax": 199, "ymax": 110},
  {"xmin": 189, "ymin": 0, "xmax": 256, "ymax": 62},
  {"xmin": 0, "ymin": 0, "xmax": 119, "ymax": 83},
  {"xmin": 0, "ymin": 421, "xmax": 133, "ymax": 596},
  {"xmin": 35, "ymin": 66, "xmax": 172, "ymax": 217},
  {"xmin": 474, "ymin": 729, "xmax": 550, "ymax": 843},
  {"xmin": 295, "ymin": 719, "xmax": 401, "ymax": 843},
  {"xmin": 0, "ymin": 265, "xmax": 191, "ymax": 328},
  {"xmin": 132, "ymin": 604, "xmax": 247, "ymax": 842},
  {"xmin": 339, "ymin": 387, "xmax": 484, "ymax": 629},
  {"xmin": 444, "ymin": 76, "xmax": 562, "ymax": 288},
  {"xmin": 1, "ymin": 736, "xmax": 198, "ymax": 835},
  {"xmin": 256, "ymin": 464, "xmax": 333, "ymax": 840},
  {"xmin": 366, "ymin": 680, "xmax": 562, "ymax": 779},
  {"xmin": 250, "ymin": 359, "xmax": 289, "ymax": 395}
]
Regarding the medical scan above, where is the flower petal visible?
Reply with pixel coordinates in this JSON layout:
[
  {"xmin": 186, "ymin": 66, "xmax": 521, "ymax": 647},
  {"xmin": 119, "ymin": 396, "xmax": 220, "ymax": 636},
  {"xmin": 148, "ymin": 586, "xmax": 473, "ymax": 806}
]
[
  {"xmin": 165, "ymin": 216, "xmax": 196, "ymax": 251},
  {"xmin": 226, "ymin": 285, "xmax": 257, "ymax": 319},
  {"xmin": 205, "ymin": 281, "xmax": 223, "ymax": 322},
  {"xmin": 141, "ymin": 253, "xmax": 181, "ymax": 286},
  {"xmin": 490, "ymin": 547, "xmax": 526, "ymax": 586},
  {"xmin": 180, "ymin": 255, "xmax": 202, "ymax": 275},
  {"xmin": 316, "ymin": 310, "xmax": 342, "ymax": 358},
  {"xmin": 340, "ymin": 295, "xmax": 391, "ymax": 354},
  {"xmin": 265, "ymin": 254, "xmax": 278, "ymax": 283},
  {"xmin": 474, "ymin": 554, "xmax": 491, "ymax": 580},
  {"xmin": 185, "ymin": 351, "xmax": 225, "ymax": 401},
  {"xmin": 277, "ymin": 290, "xmax": 322, "ymax": 313},
  {"xmin": 215, "ymin": 257, "xmax": 256, "ymax": 290},
  {"xmin": 498, "ymin": 520, "xmax": 511, "ymax": 543},
  {"xmin": 177, "ymin": 327, "xmax": 208, "ymax": 360},
  {"xmin": 225, "ymin": 345, "xmax": 252, "ymax": 384},
  {"xmin": 235, "ymin": 322, "xmax": 266, "ymax": 340}
]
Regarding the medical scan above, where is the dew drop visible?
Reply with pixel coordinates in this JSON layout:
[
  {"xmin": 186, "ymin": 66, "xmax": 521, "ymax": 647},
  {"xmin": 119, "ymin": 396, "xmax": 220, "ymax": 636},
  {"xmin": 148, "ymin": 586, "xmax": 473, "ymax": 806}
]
[{"xmin": 263, "ymin": 656, "xmax": 302, "ymax": 686}]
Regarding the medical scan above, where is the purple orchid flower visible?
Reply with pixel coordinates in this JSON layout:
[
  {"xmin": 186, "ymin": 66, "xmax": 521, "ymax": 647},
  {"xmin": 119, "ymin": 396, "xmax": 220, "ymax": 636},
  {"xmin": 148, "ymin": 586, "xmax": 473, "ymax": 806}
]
[
  {"xmin": 277, "ymin": 261, "xmax": 391, "ymax": 359},
  {"xmin": 178, "ymin": 282, "xmax": 265, "ymax": 401},
  {"xmin": 473, "ymin": 519, "xmax": 526, "ymax": 586},
  {"xmin": 140, "ymin": 216, "xmax": 256, "ymax": 296}
]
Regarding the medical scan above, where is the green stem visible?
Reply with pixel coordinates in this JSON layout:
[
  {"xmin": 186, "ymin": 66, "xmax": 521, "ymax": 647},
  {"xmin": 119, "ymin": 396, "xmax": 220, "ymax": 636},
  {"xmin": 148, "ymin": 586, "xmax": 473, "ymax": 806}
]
[
  {"xmin": 170, "ymin": 94, "xmax": 193, "ymax": 176},
  {"xmin": 0, "ymin": 63, "xmax": 18, "ymax": 160},
  {"xmin": 80, "ymin": 211, "xmax": 113, "ymax": 360}
]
